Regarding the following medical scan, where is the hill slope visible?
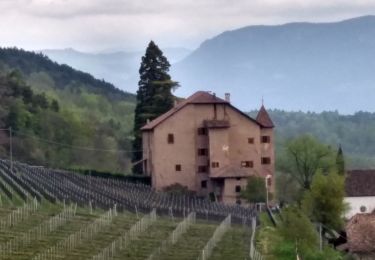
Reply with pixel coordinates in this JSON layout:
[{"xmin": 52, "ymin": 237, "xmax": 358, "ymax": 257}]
[
  {"xmin": 172, "ymin": 16, "xmax": 375, "ymax": 113},
  {"xmin": 0, "ymin": 48, "xmax": 136, "ymax": 173},
  {"xmin": 42, "ymin": 47, "xmax": 191, "ymax": 93}
]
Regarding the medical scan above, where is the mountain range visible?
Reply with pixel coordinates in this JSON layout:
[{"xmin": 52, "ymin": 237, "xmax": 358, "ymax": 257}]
[
  {"xmin": 41, "ymin": 16, "xmax": 375, "ymax": 113},
  {"xmin": 41, "ymin": 47, "xmax": 191, "ymax": 92}
]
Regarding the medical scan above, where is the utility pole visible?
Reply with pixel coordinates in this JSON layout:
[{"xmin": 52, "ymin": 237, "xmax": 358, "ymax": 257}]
[
  {"xmin": 319, "ymin": 223, "xmax": 323, "ymax": 251},
  {"xmin": 9, "ymin": 127, "xmax": 13, "ymax": 173}
]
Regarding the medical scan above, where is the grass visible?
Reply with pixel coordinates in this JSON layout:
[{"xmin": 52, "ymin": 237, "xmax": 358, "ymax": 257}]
[{"xmin": 210, "ymin": 226, "xmax": 251, "ymax": 260}]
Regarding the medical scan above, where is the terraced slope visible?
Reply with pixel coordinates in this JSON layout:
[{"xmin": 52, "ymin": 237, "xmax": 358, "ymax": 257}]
[
  {"xmin": 157, "ymin": 221, "xmax": 217, "ymax": 260},
  {"xmin": 114, "ymin": 218, "xmax": 177, "ymax": 259},
  {"xmin": 0, "ymin": 164, "xmax": 254, "ymax": 260},
  {"xmin": 209, "ymin": 227, "xmax": 251, "ymax": 260}
]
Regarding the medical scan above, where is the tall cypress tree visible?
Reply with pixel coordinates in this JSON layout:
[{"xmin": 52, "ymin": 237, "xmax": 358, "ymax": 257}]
[
  {"xmin": 132, "ymin": 41, "xmax": 178, "ymax": 174},
  {"xmin": 336, "ymin": 144, "xmax": 345, "ymax": 176}
]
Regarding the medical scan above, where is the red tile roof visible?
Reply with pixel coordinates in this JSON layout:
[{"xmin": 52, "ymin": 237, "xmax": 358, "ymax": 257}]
[
  {"xmin": 256, "ymin": 105, "xmax": 274, "ymax": 128},
  {"xmin": 346, "ymin": 170, "xmax": 375, "ymax": 197},
  {"xmin": 346, "ymin": 213, "xmax": 375, "ymax": 253},
  {"xmin": 141, "ymin": 91, "xmax": 261, "ymax": 130}
]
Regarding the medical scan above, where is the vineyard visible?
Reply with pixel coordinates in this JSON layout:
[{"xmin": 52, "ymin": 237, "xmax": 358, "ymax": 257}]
[{"xmin": 0, "ymin": 159, "xmax": 255, "ymax": 259}]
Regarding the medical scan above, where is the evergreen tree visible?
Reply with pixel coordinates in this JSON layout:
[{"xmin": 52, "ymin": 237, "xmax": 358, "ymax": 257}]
[
  {"xmin": 336, "ymin": 145, "xmax": 345, "ymax": 175},
  {"xmin": 132, "ymin": 41, "xmax": 178, "ymax": 174}
]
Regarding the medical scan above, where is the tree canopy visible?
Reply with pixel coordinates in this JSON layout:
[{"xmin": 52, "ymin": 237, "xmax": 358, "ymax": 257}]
[
  {"xmin": 278, "ymin": 135, "xmax": 336, "ymax": 190},
  {"xmin": 241, "ymin": 175, "xmax": 267, "ymax": 203},
  {"xmin": 132, "ymin": 41, "xmax": 179, "ymax": 174},
  {"xmin": 302, "ymin": 171, "xmax": 346, "ymax": 230}
]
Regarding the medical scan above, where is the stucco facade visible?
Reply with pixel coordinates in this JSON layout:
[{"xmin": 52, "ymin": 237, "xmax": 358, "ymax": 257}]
[
  {"xmin": 141, "ymin": 91, "xmax": 275, "ymax": 204},
  {"xmin": 345, "ymin": 197, "xmax": 375, "ymax": 219}
]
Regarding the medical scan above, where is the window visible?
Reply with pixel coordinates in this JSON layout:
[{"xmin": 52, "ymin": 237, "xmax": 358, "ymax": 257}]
[
  {"xmin": 261, "ymin": 157, "xmax": 271, "ymax": 165},
  {"xmin": 197, "ymin": 148, "xmax": 208, "ymax": 156},
  {"xmin": 197, "ymin": 127, "xmax": 208, "ymax": 135},
  {"xmin": 175, "ymin": 164, "xmax": 181, "ymax": 171},
  {"xmin": 236, "ymin": 177, "xmax": 241, "ymax": 181},
  {"xmin": 261, "ymin": 136, "xmax": 271, "ymax": 143},
  {"xmin": 235, "ymin": 185, "xmax": 241, "ymax": 193},
  {"xmin": 248, "ymin": 138, "xmax": 254, "ymax": 144},
  {"xmin": 241, "ymin": 161, "xmax": 253, "ymax": 168},
  {"xmin": 201, "ymin": 180, "xmax": 207, "ymax": 188},
  {"xmin": 167, "ymin": 133, "xmax": 174, "ymax": 144},
  {"xmin": 198, "ymin": 166, "xmax": 208, "ymax": 173},
  {"xmin": 211, "ymin": 162, "xmax": 220, "ymax": 168}
]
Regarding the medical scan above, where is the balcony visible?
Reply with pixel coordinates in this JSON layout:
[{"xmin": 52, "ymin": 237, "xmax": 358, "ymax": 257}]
[{"xmin": 203, "ymin": 119, "xmax": 230, "ymax": 129}]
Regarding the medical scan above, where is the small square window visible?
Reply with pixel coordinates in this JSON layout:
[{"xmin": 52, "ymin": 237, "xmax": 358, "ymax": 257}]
[
  {"xmin": 197, "ymin": 128, "xmax": 208, "ymax": 135},
  {"xmin": 261, "ymin": 136, "xmax": 271, "ymax": 143},
  {"xmin": 241, "ymin": 161, "xmax": 253, "ymax": 168},
  {"xmin": 248, "ymin": 138, "xmax": 254, "ymax": 144},
  {"xmin": 211, "ymin": 162, "xmax": 220, "ymax": 168},
  {"xmin": 168, "ymin": 134, "xmax": 174, "ymax": 144},
  {"xmin": 236, "ymin": 177, "xmax": 241, "ymax": 181},
  {"xmin": 175, "ymin": 164, "xmax": 181, "ymax": 171},
  {"xmin": 198, "ymin": 166, "xmax": 208, "ymax": 173},
  {"xmin": 261, "ymin": 157, "xmax": 271, "ymax": 165},
  {"xmin": 235, "ymin": 185, "xmax": 241, "ymax": 193},
  {"xmin": 201, "ymin": 180, "xmax": 207, "ymax": 188},
  {"xmin": 198, "ymin": 149, "xmax": 208, "ymax": 156}
]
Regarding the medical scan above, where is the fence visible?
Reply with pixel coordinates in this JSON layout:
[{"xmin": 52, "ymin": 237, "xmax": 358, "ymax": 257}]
[
  {"xmin": 33, "ymin": 207, "xmax": 116, "ymax": 260},
  {"xmin": 249, "ymin": 217, "xmax": 263, "ymax": 260},
  {"xmin": 0, "ymin": 159, "xmax": 257, "ymax": 225},
  {"xmin": 197, "ymin": 214, "xmax": 231, "ymax": 260},
  {"xmin": 92, "ymin": 209, "xmax": 157, "ymax": 260},
  {"xmin": 0, "ymin": 197, "xmax": 38, "ymax": 229},
  {"xmin": 0, "ymin": 204, "xmax": 76, "ymax": 258},
  {"xmin": 146, "ymin": 212, "xmax": 196, "ymax": 260}
]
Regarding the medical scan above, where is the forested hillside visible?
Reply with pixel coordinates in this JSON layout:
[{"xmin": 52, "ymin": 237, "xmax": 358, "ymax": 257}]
[
  {"xmin": 0, "ymin": 48, "xmax": 136, "ymax": 173},
  {"xmin": 249, "ymin": 110, "xmax": 375, "ymax": 169}
]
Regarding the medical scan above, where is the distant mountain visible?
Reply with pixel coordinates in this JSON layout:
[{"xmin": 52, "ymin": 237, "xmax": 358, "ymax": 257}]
[
  {"xmin": 42, "ymin": 47, "xmax": 191, "ymax": 93},
  {"xmin": 172, "ymin": 16, "xmax": 375, "ymax": 113}
]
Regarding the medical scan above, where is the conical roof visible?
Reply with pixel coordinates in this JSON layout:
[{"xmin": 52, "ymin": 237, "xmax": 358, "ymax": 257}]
[{"xmin": 256, "ymin": 105, "xmax": 274, "ymax": 128}]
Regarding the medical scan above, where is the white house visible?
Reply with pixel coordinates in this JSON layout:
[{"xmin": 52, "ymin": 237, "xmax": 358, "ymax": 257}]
[{"xmin": 345, "ymin": 170, "xmax": 375, "ymax": 219}]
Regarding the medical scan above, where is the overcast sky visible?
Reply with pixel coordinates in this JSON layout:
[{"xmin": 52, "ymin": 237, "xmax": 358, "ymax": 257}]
[{"xmin": 1, "ymin": 0, "xmax": 375, "ymax": 52}]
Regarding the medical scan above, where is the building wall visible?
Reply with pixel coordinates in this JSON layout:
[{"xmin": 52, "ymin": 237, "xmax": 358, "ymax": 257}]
[
  {"xmin": 143, "ymin": 102, "xmax": 275, "ymax": 204},
  {"xmin": 344, "ymin": 196, "xmax": 375, "ymax": 219}
]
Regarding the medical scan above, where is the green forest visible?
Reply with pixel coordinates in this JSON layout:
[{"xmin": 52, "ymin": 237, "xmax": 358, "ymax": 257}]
[
  {"xmin": 249, "ymin": 110, "xmax": 375, "ymax": 169},
  {"xmin": 0, "ymin": 47, "xmax": 375, "ymax": 174},
  {"xmin": 0, "ymin": 48, "xmax": 136, "ymax": 173}
]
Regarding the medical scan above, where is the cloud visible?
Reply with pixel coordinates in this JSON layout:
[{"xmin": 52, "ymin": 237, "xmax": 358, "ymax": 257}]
[{"xmin": 1, "ymin": 0, "xmax": 375, "ymax": 51}]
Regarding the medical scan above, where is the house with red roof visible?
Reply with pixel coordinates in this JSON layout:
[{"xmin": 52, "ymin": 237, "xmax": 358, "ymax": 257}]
[
  {"xmin": 345, "ymin": 170, "xmax": 375, "ymax": 218},
  {"xmin": 141, "ymin": 91, "xmax": 275, "ymax": 204}
]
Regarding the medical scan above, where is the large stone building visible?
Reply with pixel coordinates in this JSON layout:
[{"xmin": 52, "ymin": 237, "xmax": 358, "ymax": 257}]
[{"xmin": 141, "ymin": 91, "xmax": 275, "ymax": 204}]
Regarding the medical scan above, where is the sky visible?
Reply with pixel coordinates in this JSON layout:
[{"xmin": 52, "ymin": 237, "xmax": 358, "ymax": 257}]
[{"xmin": 1, "ymin": 0, "xmax": 375, "ymax": 52}]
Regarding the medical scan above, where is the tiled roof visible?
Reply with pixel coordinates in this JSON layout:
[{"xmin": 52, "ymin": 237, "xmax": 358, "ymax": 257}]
[
  {"xmin": 256, "ymin": 105, "xmax": 274, "ymax": 128},
  {"xmin": 141, "ymin": 91, "xmax": 261, "ymax": 130},
  {"xmin": 345, "ymin": 170, "xmax": 375, "ymax": 197},
  {"xmin": 346, "ymin": 213, "xmax": 375, "ymax": 253}
]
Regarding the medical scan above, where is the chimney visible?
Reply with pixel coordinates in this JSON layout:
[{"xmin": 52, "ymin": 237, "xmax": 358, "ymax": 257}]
[
  {"xmin": 225, "ymin": 93, "xmax": 230, "ymax": 102},
  {"xmin": 146, "ymin": 119, "xmax": 150, "ymax": 124},
  {"xmin": 174, "ymin": 99, "xmax": 178, "ymax": 107}
]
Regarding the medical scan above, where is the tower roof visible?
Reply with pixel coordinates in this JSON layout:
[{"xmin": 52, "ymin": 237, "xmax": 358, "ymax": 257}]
[{"xmin": 256, "ymin": 105, "xmax": 274, "ymax": 128}]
